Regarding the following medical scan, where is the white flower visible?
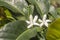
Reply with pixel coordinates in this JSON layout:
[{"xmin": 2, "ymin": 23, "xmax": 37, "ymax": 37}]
[
  {"xmin": 26, "ymin": 15, "xmax": 39, "ymax": 28},
  {"xmin": 38, "ymin": 14, "xmax": 51, "ymax": 27}
]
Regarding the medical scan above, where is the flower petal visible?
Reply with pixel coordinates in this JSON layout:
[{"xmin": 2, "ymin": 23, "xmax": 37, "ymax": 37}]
[
  {"xmin": 43, "ymin": 14, "xmax": 47, "ymax": 21},
  {"xmin": 29, "ymin": 15, "xmax": 33, "ymax": 23},
  {"xmin": 40, "ymin": 23, "xmax": 43, "ymax": 27},
  {"xmin": 45, "ymin": 22, "xmax": 48, "ymax": 27},
  {"xmin": 33, "ymin": 15, "xmax": 38, "ymax": 22},
  {"xmin": 27, "ymin": 24, "xmax": 33, "ymax": 28},
  {"xmin": 26, "ymin": 21, "xmax": 30, "ymax": 24},
  {"xmin": 34, "ymin": 23, "xmax": 39, "ymax": 26},
  {"xmin": 46, "ymin": 20, "xmax": 51, "ymax": 22},
  {"xmin": 38, "ymin": 19, "xmax": 42, "ymax": 22}
]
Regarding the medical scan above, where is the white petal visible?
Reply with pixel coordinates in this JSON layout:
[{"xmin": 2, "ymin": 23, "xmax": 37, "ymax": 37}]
[
  {"xmin": 38, "ymin": 19, "xmax": 42, "ymax": 22},
  {"xmin": 40, "ymin": 23, "xmax": 43, "ymax": 27},
  {"xmin": 26, "ymin": 21, "xmax": 30, "ymax": 24},
  {"xmin": 29, "ymin": 15, "xmax": 33, "ymax": 23},
  {"xmin": 44, "ymin": 22, "xmax": 48, "ymax": 27},
  {"xmin": 46, "ymin": 20, "xmax": 51, "ymax": 22},
  {"xmin": 33, "ymin": 15, "xmax": 38, "ymax": 22},
  {"xmin": 43, "ymin": 14, "xmax": 47, "ymax": 21},
  {"xmin": 27, "ymin": 24, "xmax": 33, "ymax": 28},
  {"xmin": 34, "ymin": 23, "xmax": 40, "ymax": 26}
]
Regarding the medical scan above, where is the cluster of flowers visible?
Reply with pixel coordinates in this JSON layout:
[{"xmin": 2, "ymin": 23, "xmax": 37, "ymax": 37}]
[{"xmin": 26, "ymin": 14, "xmax": 51, "ymax": 28}]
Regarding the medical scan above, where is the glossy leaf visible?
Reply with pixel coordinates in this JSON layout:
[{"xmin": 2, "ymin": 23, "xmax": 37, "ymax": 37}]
[
  {"xmin": 49, "ymin": 5, "xmax": 58, "ymax": 19},
  {"xmin": 16, "ymin": 27, "xmax": 47, "ymax": 40},
  {"xmin": 16, "ymin": 27, "xmax": 41, "ymax": 40},
  {"xmin": 24, "ymin": 5, "xmax": 34, "ymax": 19},
  {"xmin": 27, "ymin": 0, "xmax": 50, "ymax": 17},
  {"xmin": 57, "ymin": 8, "xmax": 60, "ymax": 14},
  {"xmin": 4, "ymin": 9, "xmax": 15, "ymax": 20},
  {"xmin": 0, "ymin": 20, "xmax": 27, "ymax": 40},
  {"xmin": 46, "ymin": 18, "xmax": 60, "ymax": 40},
  {"xmin": 0, "ymin": 0, "xmax": 28, "ymax": 15}
]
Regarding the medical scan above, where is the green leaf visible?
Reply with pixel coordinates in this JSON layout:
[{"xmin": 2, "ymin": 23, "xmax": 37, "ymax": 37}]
[
  {"xmin": 4, "ymin": 9, "xmax": 15, "ymax": 20},
  {"xmin": 16, "ymin": 27, "xmax": 40, "ymax": 40},
  {"xmin": 57, "ymin": 8, "xmax": 60, "ymax": 14},
  {"xmin": 0, "ymin": 0, "xmax": 28, "ymax": 15},
  {"xmin": 16, "ymin": 16, "xmax": 26, "ymax": 20},
  {"xmin": 27, "ymin": 0, "xmax": 50, "ymax": 17},
  {"xmin": 28, "ymin": 5, "xmax": 34, "ymax": 15},
  {"xmin": 49, "ymin": 5, "xmax": 58, "ymax": 19},
  {"xmin": 46, "ymin": 18, "xmax": 60, "ymax": 40},
  {"xmin": 24, "ymin": 5, "xmax": 34, "ymax": 19},
  {"xmin": 0, "ymin": 20, "xmax": 27, "ymax": 40}
]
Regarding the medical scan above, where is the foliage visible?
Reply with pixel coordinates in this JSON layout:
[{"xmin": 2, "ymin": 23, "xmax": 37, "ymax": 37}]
[
  {"xmin": 46, "ymin": 18, "xmax": 60, "ymax": 40},
  {"xmin": 0, "ymin": 0, "xmax": 60, "ymax": 40}
]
